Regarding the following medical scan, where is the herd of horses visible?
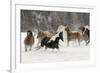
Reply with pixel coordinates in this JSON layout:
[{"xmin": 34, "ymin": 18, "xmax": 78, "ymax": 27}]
[{"xmin": 24, "ymin": 25, "xmax": 90, "ymax": 52}]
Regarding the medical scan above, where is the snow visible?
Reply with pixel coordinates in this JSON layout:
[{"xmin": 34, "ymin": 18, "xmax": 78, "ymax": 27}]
[{"xmin": 21, "ymin": 32, "xmax": 89, "ymax": 64}]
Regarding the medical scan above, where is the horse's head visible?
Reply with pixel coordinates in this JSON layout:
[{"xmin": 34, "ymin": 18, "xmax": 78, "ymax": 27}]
[
  {"xmin": 65, "ymin": 27, "xmax": 70, "ymax": 33},
  {"xmin": 27, "ymin": 30, "xmax": 33, "ymax": 36},
  {"xmin": 37, "ymin": 31, "xmax": 42, "ymax": 38},
  {"xmin": 59, "ymin": 32, "xmax": 64, "ymax": 41},
  {"xmin": 79, "ymin": 26, "xmax": 85, "ymax": 34}
]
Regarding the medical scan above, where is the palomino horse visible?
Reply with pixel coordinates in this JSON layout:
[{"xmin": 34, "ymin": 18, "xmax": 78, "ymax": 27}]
[
  {"xmin": 65, "ymin": 26, "xmax": 81, "ymax": 46},
  {"xmin": 24, "ymin": 30, "xmax": 34, "ymax": 52}
]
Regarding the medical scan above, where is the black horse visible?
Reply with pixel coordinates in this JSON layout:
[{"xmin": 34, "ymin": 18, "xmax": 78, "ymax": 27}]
[{"xmin": 41, "ymin": 32, "xmax": 63, "ymax": 50}]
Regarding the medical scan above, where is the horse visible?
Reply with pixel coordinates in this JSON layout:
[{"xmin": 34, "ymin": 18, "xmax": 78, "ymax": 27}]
[
  {"xmin": 79, "ymin": 25, "xmax": 90, "ymax": 45},
  {"xmin": 41, "ymin": 32, "xmax": 63, "ymax": 51},
  {"xmin": 65, "ymin": 26, "xmax": 81, "ymax": 47},
  {"xmin": 36, "ymin": 31, "xmax": 55, "ymax": 48},
  {"xmin": 37, "ymin": 31, "xmax": 54, "ymax": 39},
  {"xmin": 57, "ymin": 25, "xmax": 67, "ymax": 43},
  {"xmin": 24, "ymin": 30, "xmax": 34, "ymax": 52}
]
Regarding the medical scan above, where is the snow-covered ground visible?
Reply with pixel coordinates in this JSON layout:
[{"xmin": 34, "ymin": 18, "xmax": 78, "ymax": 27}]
[{"xmin": 21, "ymin": 32, "xmax": 90, "ymax": 64}]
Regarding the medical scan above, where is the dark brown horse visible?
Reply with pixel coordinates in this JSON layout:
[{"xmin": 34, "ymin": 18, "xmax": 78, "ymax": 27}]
[
  {"xmin": 79, "ymin": 25, "xmax": 90, "ymax": 45},
  {"xmin": 65, "ymin": 27, "xmax": 81, "ymax": 46},
  {"xmin": 24, "ymin": 30, "xmax": 34, "ymax": 52}
]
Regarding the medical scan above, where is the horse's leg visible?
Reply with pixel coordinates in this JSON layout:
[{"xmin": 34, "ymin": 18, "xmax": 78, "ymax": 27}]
[
  {"xmin": 57, "ymin": 47, "xmax": 60, "ymax": 52},
  {"xmin": 78, "ymin": 38, "xmax": 80, "ymax": 46},
  {"xmin": 88, "ymin": 40, "xmax": 90, "ymax": 44},
  {"xmin": 87, "ymin": 37, "xmax": 90, "ymax": 45},
  {"xmin": 29, "ymin": 46, "xmax": 32, "ymax": 51},
  {"xmin": 86, "ymin": 41, "xmax": 88, "ymax": 45},
  {"xmin": 25, "ymin": 45, "xmax": 27, "ymax": 52},
  {"xmin": 85, "ymin": 40, "xmax": 88, "ymax": 46},
  {"xmin": 86, "ymin": 40, "xmax": 89, "ymax": 45},
  {"xmin": 67, "ymin": 40, "xmax": 69, "ymax": 47},
  {"xmin": 44, "ymin": 46, "xmax": 47, "ymax": 51}
]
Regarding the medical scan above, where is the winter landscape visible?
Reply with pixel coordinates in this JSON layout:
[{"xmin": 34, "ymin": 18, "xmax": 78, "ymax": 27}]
[{"xmin": 21, "ymin": 10, "xmax": 90, "ymax": 64}]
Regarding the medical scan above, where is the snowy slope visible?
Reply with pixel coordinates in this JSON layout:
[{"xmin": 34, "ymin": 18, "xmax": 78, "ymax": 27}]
[{"xmin": 21, "ymin": 32, "xmax": 89, "ymax": 64}]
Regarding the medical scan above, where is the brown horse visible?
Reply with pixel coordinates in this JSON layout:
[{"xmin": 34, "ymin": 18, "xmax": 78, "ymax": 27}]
[
  {"xmin": 65, "ymin": 27, "xmax": 81, "ymax": 46},
  {"xmin": 24, "ymin": 30, "xmax": 34, "ymax": 52}
]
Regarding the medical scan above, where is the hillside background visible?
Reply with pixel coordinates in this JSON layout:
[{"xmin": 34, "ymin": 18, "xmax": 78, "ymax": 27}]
[{"xmin": 21, "ymin": 10, "xmax": 89, "ymax": 32}]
